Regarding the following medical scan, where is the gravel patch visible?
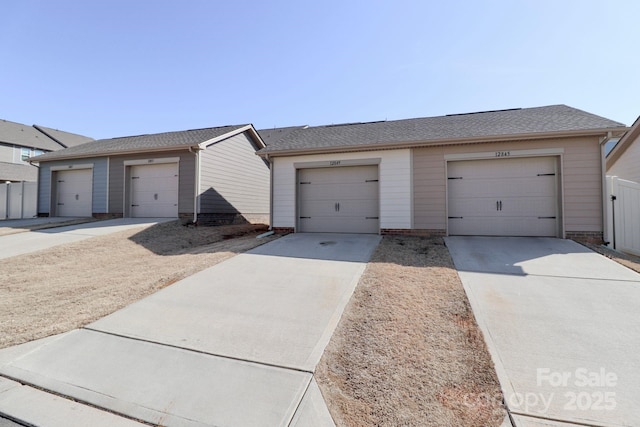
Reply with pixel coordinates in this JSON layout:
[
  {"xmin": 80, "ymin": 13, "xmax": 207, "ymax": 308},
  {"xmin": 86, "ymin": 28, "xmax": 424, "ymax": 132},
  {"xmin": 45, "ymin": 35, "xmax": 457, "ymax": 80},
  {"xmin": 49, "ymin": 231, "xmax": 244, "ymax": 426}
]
[{"xmin": 316, "ymin": 235, "xmax": 505, "ymax": 427}]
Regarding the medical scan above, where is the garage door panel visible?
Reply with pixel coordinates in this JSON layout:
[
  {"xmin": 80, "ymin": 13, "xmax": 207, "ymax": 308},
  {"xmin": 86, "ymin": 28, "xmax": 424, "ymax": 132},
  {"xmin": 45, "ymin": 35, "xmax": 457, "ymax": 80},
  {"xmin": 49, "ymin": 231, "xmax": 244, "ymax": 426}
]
[
  {"xmin": 449, "ymin": 217, "xmax": 557, "ymax": 236},
  {"xmin": 298, "ymin": 166, "xmax": 379, "ymax": 233},
  {"xmin": 448, "ymin": 157, "xmax": 555, "ymax": 179},
  {"xmin": 448, "ymin": 157, "xmax": 558, "ymax": 237},
  {"xmin": 56, "ymin": 169, "xmax": 93, "ymax": 217},
  {"xmin": 449, "ymin": 196, "xmax": 556, "ymax": 217},
  {"xmin": 130, "ymin": 163, "xmax": 178, "ymax": 218},
  {"xmin": 299, "ymin": 217, "xmax": 379, "ymax": 234},
  {"xmin": 299, "ymin": 168, "xmax": 378, "ymax": 185},
  {"xmin": 299, "ymin": 182, "xmax": 377, "ymax": 201}
]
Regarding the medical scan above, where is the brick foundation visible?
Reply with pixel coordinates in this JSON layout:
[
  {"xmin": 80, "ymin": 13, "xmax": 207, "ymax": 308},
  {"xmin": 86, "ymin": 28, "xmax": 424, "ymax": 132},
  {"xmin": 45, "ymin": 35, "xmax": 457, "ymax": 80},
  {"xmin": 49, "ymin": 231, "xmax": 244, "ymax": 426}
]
[
  {"xmin": 272, "ymin": 227, "xmax": 294, "ymax": 234},
  {"xmin": 380, "ymin": 228, "xmax": 447, "ymax": 237},
  {"xmin": 566, "ymin": 231, "xmax": 604, "ymax": 244},
  {"xmin": 93, "ymin": 213, "xmax": 122, "ymax": 220}
]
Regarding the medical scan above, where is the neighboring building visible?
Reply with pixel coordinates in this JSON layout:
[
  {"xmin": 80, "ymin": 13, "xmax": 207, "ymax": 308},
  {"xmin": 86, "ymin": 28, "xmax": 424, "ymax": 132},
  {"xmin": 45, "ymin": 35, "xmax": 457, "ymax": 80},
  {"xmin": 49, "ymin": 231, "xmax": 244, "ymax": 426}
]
[
  {"xmin": 258, "ymin": 105, "xmax": 627, "ymax": 242},
  {"xmin": 606, "ymin": 115, "xmax": 640, "ymax": 182},
  {"xmin": 30, "ymin": 125, "xmax": 270, "ymax": 224},
  {"xmin": 0, "ymin": 119, "xmax": 93, "ymax": 182}
]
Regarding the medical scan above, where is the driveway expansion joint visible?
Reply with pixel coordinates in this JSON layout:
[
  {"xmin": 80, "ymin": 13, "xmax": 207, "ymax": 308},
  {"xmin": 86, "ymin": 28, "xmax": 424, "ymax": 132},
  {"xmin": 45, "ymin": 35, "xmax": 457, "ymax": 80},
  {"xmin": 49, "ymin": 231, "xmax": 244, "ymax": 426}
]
[{"xmin": 82, "ymin": 327, "xmax": 316, "ymax": 375}]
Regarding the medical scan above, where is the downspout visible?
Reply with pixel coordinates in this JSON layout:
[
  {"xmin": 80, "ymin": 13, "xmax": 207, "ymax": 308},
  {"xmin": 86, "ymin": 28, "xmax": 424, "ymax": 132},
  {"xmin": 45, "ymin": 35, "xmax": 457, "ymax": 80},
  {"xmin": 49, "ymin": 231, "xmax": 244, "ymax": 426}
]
[
  {"xmin": 266, "ymin": 153, "xmax": 273, "ymax": 230},
  {"xmin": 188, "ymin": 147, "xmax": 200, "ymax": 223},
  {"xmin": 600, "ymin": 132, "xmax": 611, "ymax": 245}
]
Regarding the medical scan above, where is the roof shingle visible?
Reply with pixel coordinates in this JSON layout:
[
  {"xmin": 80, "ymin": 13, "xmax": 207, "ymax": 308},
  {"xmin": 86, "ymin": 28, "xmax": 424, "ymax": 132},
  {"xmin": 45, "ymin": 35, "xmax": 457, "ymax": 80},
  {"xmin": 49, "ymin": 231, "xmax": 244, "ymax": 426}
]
[
  {"xmin": 31, "ymin": 125, "xmax": 250, "ymax": 162},
  {"xmin": 259, "ymin": 105, "xmax": 626, "ymax": 154}
]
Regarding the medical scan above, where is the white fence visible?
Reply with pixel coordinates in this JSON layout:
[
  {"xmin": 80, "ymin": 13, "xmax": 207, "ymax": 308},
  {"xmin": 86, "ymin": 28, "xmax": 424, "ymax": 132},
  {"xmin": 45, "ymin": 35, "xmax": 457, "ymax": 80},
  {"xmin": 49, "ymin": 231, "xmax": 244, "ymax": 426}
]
[
  {"xmin": 0, "ymin": 182, "xmax": 37, "ymax": 220},
  {"xmin": 606, "ymin": 176, "xmax": 640, "ymax": 256}
]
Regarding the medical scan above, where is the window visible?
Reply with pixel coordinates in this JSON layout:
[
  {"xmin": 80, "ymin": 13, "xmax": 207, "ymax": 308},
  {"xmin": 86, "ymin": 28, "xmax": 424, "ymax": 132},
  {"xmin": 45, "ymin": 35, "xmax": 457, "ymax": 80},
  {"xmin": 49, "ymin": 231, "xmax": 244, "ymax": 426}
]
[{"xmin": 21, "ymin": 148, "xmax": 30, "ymax": 161}]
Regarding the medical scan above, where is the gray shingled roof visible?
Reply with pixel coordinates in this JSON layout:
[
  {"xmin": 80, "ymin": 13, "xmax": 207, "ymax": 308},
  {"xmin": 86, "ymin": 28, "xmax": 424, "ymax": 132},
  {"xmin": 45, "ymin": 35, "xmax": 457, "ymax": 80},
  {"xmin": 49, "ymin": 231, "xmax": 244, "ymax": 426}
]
[
  {"xmin": 31, "ymin": 125, "xmax": 250, "ymax": 162},
  {"xmin": 257, "ymin": 125, "xmax": 307, "ymax": 146},
  {"xmin": 34, "ymin": 125, "xmax": 94, "ymax": 148},
  {"xmin": 258, "ymin": 105, "xmax": 627, "ymax": 154},
  {"xmin": 0, "ymin": 119, "xmax": 64, "ymax": 151}
]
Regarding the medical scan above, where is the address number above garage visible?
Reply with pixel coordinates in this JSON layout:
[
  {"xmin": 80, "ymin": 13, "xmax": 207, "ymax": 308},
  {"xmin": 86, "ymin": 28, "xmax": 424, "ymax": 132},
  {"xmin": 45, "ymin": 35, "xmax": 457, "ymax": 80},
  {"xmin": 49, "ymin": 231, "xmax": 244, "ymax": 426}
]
[{"xmin": 293, "ymin": 158, "xmax": 381, "ymax": 169}]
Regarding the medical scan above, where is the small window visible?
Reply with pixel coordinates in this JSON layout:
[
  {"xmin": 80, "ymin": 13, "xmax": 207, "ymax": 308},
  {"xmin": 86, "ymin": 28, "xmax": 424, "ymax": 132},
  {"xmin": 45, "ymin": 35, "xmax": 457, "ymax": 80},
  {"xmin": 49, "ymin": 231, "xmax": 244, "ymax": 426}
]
[{"xmin": 21, "ymin": 148, "xmax": 30, "ymax": 161}]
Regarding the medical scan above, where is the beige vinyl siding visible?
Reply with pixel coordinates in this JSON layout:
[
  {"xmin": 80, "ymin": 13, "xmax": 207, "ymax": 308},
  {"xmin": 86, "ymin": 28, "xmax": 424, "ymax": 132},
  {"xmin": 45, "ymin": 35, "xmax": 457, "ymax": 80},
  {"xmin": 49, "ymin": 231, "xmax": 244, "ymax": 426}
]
[
  {"xmin": 413, "ymin": 146, "xmax": 447, "ymax": 230},
  {"xmin": 413, "ymin": 136, "xmax": 603, "ymax": 233},
  {"xmin": 199, "ymin": 132, "xmax": 269, "ymax": 215},
  {"xmin": 109, "ymin": 151, "xmax": 195, "ymax": 215},
  {"xmin": 272, "ymin": 149, "xmax": 411, "ymax": 230},
  {"xmin": 609, "ymin": 136, "xmax": 640, "ymax": 183}
]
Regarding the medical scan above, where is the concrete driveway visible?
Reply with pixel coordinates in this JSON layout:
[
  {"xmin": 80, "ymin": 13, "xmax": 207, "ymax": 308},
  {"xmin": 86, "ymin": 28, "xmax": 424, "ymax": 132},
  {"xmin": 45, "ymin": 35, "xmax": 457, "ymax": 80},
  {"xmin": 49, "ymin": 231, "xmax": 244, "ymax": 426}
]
[
  {"xmin": 446, "ymin": 237, "xmax": 640, "ymax": 427},
  {"xmin": 0, "ymin": 233, "xmax": 380, "ymax": 426},
  {"xmin": 0, "ymin": 218, "xmax": 173, "ymax": 260}
]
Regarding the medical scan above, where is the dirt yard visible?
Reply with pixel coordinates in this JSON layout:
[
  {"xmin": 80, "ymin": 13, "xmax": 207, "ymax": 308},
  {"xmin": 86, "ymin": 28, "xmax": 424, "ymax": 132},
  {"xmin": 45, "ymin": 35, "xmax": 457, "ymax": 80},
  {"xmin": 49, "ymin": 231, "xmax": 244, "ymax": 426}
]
[
  {"xmin": 315, "ymin": 236, "xmax": 506, "ymax": 427},
  {"xmin": 0, "ymin": 221, "xmax": 276, "ymax": 349}
]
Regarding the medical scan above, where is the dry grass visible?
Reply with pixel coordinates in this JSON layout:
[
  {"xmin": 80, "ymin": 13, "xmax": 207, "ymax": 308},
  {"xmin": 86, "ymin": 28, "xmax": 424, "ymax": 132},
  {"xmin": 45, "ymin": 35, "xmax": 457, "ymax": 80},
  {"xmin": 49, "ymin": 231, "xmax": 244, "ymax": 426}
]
[
  {"xmin": 316, "ymin": 236, "xmax": 505, "ymax": 427},
  {"xmin": 0, "ymin": 221, "xmax": 276, "ymax": 349}
]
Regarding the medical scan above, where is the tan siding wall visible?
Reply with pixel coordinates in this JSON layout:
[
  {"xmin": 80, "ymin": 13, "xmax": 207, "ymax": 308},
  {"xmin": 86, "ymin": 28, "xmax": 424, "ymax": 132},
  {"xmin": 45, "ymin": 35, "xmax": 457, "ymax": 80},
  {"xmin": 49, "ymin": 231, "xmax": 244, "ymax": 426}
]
[
  {"xmin": 109, "ymin": 151, "xmax": 195, "ymax": 215},
  {"xmin": 199, "ymin": 132, "xmax": 269, "ymax": 215},
  {"xmin": 413, "ymin": 136, "xmax": 603, "ymax": 233},
  {"xmin": 609, "ymin": 136, "xmax": 640, "ymax": 183}
]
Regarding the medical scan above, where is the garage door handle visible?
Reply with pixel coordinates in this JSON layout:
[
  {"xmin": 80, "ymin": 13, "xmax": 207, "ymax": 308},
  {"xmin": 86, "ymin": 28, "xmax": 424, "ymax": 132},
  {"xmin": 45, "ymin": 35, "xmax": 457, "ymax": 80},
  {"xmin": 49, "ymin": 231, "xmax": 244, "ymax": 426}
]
[
  {"xmin": 75, "ymin": 194, "xmax": 79, "ymax": 200},
  {"xmin": 366, "ymin": 217, "xmax": 379, "ymax": 219},
  {"xmin": 132, "ymin": 204, "xmax": 139, "ymax": 207},
  {"xmin": 499, "ymin": 200, "xmax": 502, "ymax": 211}
]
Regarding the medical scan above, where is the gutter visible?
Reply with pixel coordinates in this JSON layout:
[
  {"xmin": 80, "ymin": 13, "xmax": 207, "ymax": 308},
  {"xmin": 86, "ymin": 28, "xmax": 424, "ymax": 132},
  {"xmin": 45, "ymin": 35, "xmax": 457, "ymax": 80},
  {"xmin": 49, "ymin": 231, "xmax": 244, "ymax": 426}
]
[{"xmin": 188, "ymin": 146, "xmax": 201, "ymax": 223}]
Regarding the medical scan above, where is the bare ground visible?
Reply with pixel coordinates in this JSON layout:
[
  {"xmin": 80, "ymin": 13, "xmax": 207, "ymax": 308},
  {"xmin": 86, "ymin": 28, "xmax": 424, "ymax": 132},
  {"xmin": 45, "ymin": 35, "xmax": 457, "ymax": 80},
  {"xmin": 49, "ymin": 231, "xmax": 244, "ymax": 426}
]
[
  {"xmin": 0, "ymin": 221, "xmax": 276, "ymax": 349},
  {"xmin": 316, "ymin": 236, "xmax": 506, "ymax": 427}
]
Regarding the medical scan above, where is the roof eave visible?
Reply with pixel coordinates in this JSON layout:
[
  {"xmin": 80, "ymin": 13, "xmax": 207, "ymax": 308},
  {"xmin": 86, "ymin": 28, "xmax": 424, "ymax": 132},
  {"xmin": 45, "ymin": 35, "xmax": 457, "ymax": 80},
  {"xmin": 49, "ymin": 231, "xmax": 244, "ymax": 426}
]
[
  {"xmin": 258, "ymin": 127, "xmax": 630, "ymax": 157},
  {"xmin": 30, "ymin": 144, "xmax": 199, "ymax": 163},
  {"xmin": 606, "ymin": 117, "xmax": 640, "ymax": 169},
  {"xmin": 198, "ymin": 124, "xmax": 266, "ymax": 150}
]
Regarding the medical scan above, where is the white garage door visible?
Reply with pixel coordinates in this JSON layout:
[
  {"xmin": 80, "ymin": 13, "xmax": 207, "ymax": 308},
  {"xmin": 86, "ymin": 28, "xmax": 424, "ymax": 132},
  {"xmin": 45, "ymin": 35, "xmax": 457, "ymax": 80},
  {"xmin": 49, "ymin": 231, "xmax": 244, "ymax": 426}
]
[
  {"xmin": 130, "ymin": 163, "xmax": 178, "ymax": 218},
  {"xmin": 448, "ymin": 157, "xmax": 558, "ymax": 237},
  {"xmin": 298, "ymin": 165, "xmax": 379, "ymax": 233},
  {"xmin": 55, "ymin": 169, "xmax": 93, "ymax": 217}
]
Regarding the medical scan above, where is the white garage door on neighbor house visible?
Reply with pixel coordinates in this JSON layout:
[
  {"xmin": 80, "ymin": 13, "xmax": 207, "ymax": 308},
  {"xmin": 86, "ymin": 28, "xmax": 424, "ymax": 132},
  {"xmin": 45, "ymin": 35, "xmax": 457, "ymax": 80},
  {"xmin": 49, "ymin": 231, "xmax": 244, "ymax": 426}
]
[
  {"xmin": 130, "ymin": 163, "xmax": 179, "ymax": 218},
  {"xmin": 55, "ymin": 168, "xmax": 93, "ymax": 217},
  {"xmin": 298, "ymin": 165, "xmax": 379, "ymax": 233},
  {"xmin": 447, "ymin": 156, "xmax": 559, "ymax": 237}
]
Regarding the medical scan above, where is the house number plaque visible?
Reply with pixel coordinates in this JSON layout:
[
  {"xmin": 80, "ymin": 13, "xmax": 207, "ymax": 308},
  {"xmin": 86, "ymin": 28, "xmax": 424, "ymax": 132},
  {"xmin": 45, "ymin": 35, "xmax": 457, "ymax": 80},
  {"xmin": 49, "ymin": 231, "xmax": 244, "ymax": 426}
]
[
  {"xmin": 495, "ymin": 151, "xmax": 511, "ymax": 157},
  {"xmin": 329, "ymin": 160, "xmax": 341, "ymax": 166}
]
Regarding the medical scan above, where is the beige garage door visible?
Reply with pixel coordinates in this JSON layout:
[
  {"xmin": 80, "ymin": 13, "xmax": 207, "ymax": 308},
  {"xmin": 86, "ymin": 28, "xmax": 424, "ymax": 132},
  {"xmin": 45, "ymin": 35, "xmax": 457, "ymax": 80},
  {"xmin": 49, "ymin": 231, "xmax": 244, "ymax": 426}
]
[
  {"xmin": 448, "ymin": 157, "xmax": 558, "ymax": 236},
  {"xmin": 298, "ymin": 166, "xmax": 379, "ymax": 233},
  {"xmin": 55, "ymin": 169, "xmax": 93, "ymax": 217},
  {"xmin": 130, "ymin": 163, "xmax": 178, "ymax": 218}
]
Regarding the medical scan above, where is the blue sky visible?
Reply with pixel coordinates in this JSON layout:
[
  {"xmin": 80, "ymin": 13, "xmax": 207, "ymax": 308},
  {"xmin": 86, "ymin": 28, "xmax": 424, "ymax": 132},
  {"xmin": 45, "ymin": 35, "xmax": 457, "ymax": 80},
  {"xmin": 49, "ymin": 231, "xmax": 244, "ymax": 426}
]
[{"xmin": 2, "ymin": 1, "xmax": 639, "ymax": 140}]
